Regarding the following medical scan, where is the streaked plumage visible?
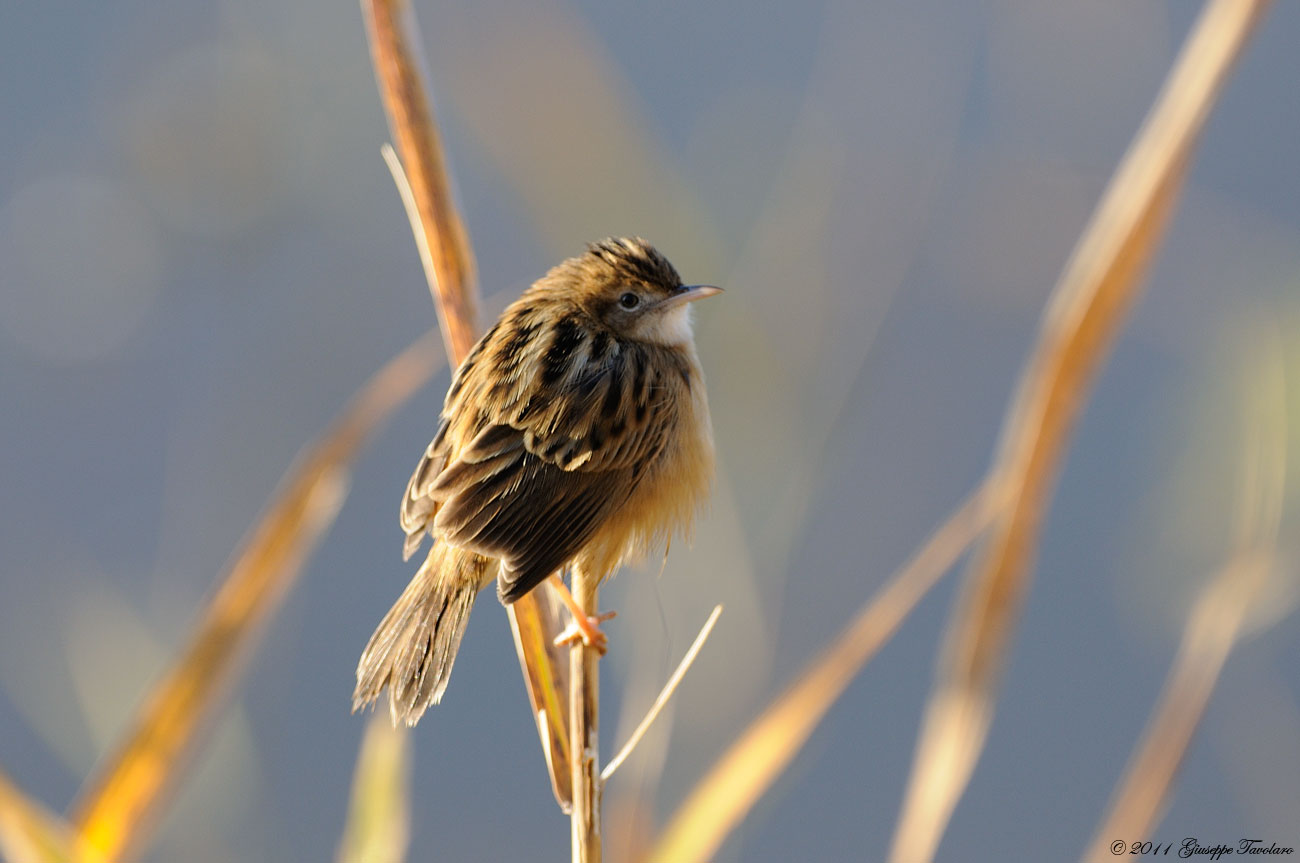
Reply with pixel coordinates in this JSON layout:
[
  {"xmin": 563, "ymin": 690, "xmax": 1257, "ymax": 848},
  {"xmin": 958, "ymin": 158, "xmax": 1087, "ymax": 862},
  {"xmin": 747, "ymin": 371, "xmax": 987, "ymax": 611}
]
[{"xmin": 354, "ymin": 238, "xmax": 717, "ymax": 725}]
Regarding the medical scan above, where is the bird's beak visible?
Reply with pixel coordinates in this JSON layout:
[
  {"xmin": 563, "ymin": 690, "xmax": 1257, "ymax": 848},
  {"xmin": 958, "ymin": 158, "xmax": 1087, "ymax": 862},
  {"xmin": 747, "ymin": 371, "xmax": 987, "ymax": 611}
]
[{"xmin": 660, "ymin": 284, "xmax": 722, "ymax": 310}]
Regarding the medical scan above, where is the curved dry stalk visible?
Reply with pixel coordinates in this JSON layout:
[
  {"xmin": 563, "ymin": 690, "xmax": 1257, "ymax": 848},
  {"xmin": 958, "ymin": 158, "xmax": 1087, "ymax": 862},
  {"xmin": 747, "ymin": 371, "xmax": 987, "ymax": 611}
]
[
  {"xmin": 68, "ymin": 335, "xmax": 442, "ymax": 861},
  {"xmin": 602, "ymin": 605, "xmax": 723, "ymax": 783},
  {"xmin": 1082, "ymin": 551, "xmax": 1272, "ymax": 863},
  {"xmin": 1082, "ymin": 332, "xmax": 1287, "ymax": 863},
  {"xmin": 0, "ymin": 766, "xmax": 104, "ymax": 863},
  {"xmin": 888, "ymin": 3, "xmax": 1273, "ymax": 861},
  {"xmin": 338, "ymin": 714, "xmax": 412, "ymax": 863},
  {"xmin": 647, "ymin": 480, "xmax": 1005, "ymax": 863}
]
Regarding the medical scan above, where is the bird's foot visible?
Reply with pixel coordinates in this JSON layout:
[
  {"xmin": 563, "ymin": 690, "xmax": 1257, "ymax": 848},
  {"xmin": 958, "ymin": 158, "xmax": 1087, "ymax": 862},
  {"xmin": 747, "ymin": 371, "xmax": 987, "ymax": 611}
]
[{"xmin": 553, "ymin": 610, "xmax": 616, "ymax": 654}]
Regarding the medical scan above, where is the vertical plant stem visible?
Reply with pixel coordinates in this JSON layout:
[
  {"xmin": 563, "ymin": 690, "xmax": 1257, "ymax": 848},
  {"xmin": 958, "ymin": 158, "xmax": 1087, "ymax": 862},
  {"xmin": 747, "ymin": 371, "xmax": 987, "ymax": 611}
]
[
  {"xmin": 569, "ymin": 570, "xmax": 601, "ymax": 862},
  {"xmin": 362, "ymin": 0, "xmax": 478, "ymax": 361},
  {"xmin": 364, "ymin": 0, "xmax": 578, "ymax": 822}
]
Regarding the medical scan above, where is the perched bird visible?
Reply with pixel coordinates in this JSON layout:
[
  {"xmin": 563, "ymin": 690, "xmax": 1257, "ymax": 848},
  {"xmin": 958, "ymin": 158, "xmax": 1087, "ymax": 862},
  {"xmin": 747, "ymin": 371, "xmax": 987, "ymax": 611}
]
[{"xmin": 354, "ymin": 238, "xmax": 719, "ymax": 725}]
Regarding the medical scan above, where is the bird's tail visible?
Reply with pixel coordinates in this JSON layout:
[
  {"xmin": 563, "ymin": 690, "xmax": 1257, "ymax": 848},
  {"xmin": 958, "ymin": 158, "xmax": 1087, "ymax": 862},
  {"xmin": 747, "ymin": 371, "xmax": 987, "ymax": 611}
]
[{"xmin": 353, "ymin": 544, "xmax": 492, "ymax": 726}]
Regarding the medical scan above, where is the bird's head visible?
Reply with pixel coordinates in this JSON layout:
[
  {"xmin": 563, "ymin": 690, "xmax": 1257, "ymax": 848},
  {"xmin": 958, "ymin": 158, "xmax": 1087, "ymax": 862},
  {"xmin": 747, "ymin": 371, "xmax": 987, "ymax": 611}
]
[{"xmin": 547, "ymin": 237, "xmax": 720, "ymax": 346}]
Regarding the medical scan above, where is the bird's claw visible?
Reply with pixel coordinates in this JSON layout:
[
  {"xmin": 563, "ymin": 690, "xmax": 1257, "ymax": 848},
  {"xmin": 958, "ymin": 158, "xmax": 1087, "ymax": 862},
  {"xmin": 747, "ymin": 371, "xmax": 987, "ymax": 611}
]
[{"xmin": 553, "ymin": 610, "xmax": 617, "ymax": 654}]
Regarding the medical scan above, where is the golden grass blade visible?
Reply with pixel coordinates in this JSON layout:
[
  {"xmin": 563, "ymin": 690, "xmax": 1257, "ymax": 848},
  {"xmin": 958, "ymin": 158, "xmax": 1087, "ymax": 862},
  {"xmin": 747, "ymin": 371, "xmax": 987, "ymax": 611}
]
[
  {"xmin": 337, "ymin": 715, "xmax": 412, "ymax": 863},
  {"xmin": 602, "ymin": 605, "xmax": 723, "ymax": 783},
  {"xmin": 1082, "ymin": 331, "xmax": 1286, "ymax": 863},
  {"xmin": 361, "ymin": 0, "xmax": 575, "ymax": 820},
  {"xmin": 888, "ymin": 4, "xmax": 1272, "ymax": 861},
  {"xmin": 0, "ymin": 767, "xmax": 104, "ymax": 863},
  {"xmin": 647, "ymin": 480, "xmax": 1004, "ymax": 863},
  {"xmin": 69, "ymin": 335, "xmax": 442, "ymax": 861}
]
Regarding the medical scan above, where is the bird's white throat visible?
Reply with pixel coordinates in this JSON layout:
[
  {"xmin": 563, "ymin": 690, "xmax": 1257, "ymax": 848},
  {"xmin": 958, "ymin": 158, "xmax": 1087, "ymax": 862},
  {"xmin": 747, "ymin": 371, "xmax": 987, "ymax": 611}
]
[{"xmin": 646, "ymin": 303, "xmax": 695, "ymax": 346}]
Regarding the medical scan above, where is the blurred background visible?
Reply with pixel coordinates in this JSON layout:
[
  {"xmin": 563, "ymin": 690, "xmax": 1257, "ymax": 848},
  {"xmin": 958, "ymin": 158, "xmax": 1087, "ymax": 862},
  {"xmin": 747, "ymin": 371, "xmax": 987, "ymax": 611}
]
[{"xmin": 2, "ymin": 1, "xmax": 1299, "ymax": 860}]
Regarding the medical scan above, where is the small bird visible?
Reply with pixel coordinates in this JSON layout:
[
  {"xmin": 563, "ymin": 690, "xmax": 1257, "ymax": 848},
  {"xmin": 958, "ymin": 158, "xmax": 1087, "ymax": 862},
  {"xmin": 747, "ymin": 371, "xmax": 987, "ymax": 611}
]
[{"xmin": 354, "ymin": 238, "xmax": 718, "ymax": 725}]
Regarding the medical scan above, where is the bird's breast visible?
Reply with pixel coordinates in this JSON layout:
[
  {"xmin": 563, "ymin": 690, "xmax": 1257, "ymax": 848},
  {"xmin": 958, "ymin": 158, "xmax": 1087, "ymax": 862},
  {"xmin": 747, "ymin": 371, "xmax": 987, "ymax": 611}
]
[{"xmin": 579, "ymin": 360, "xmax": 714, "ymax": 579}]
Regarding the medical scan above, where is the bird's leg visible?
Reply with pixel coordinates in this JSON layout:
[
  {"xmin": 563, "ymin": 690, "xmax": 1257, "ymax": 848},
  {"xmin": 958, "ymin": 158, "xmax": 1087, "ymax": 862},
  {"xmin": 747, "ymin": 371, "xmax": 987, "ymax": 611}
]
[{"xmin": 548, "ymin": 573, "xmax": 616, "ymax": 654}]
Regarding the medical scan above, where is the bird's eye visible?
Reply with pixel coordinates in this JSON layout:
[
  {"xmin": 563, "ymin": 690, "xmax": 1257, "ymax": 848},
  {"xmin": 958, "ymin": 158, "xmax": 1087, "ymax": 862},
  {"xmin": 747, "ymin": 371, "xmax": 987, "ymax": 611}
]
[{"xmin": 618, "ymin": 292, "xmax": 641, "ymax": 310}]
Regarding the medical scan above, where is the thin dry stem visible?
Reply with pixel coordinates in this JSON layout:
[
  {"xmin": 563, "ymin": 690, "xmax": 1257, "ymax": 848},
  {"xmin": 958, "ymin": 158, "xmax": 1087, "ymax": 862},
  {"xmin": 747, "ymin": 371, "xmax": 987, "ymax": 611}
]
[
  {"xmin": 1083, "ymin": 553, "xmax": 1271, "ymax": 863},
  {"xmin": 570, "ymin": 570, "xmax": 602, "ymax": 863},
  {"xmin": 70, "ymin": 335, "xmax": 441, "ymax": 861},
  {"xmin": 381, "ymin": 142, "xmax": 442, "ymax": 315},
  {"xmin": 648, "ymin": 479, "xmax": 1005, "ymax": 863},
  {"xmin": 602, "ymin": 605, "xmax": 723, "ymax": 782},
  {"xmin": 1083, "ymin": 332, "xmax": 1286, "ymax": 862},
  {"xmin": 888, "ymin": 3, "xmax": 1272, "ymax": 861}
]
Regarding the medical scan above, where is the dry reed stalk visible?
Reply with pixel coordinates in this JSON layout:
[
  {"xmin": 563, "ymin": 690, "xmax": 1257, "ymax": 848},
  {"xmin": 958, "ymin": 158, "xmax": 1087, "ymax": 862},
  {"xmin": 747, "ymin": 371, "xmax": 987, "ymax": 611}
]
[
  {"xmin": 361, "ymin": 0, "xmax": 477, "ymax": 362},
  {"xmin": 648, "ymin": 479, "xmax": 1005, "ymax": 863},
  {"xmin": 338, "ymin": 714, "xmax": 412, "ymax": 863},
  {"xmin": 361, "ymin": 0, "xmax": 583, "ymax": 839},
  {"xmin": 570, "ymin": 569, "xmax": 602, "ymax": 863},
  {"xmin": 1083, "ymin": 335, "xmax": 1286, "ymax": 863},
  {"xmin": 888, "ymin": 2, "xmax": 1273, "ymax": 861},
  {"xmin": 1083, "ymin": 552, "xmax": 1271, "ymax": 862},
  {"xmin": 0, "ymin": 766, "xmax": 103, "ymax": 863},
  {"xmin": 69, "ymin": 335, "xmax": 441, "ymax": 861}
]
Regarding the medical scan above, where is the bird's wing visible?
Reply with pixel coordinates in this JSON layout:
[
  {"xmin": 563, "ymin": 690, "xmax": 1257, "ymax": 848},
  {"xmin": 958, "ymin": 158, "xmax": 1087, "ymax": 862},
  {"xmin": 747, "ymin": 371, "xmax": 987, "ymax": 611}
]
[
  {"xmin": 399, "ymin": 420, "xmax": 452, "ymax": 560},
  {"xmin": 401, "ymin": 314, "xmax": 678, "ymax": 601},
  {"xmin": 430, "ymin": 427, "xmax": 632, "ymax": 602}
]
